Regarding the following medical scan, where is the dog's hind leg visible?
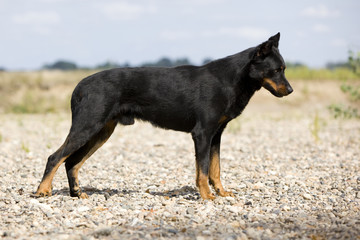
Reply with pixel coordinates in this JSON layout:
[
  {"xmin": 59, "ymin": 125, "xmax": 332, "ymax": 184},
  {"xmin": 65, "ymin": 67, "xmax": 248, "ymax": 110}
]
[
  {"xmin": 35, "ymin": 115, "xmax": 113, "ymax": 198},
  {"xmin": 64, "ymin": 120, "xmax": 117, "ymax": 198},
  {"xmin": 34, "ymin": 136, "xmax": 73, "ymax": 197},
  {"xmin": 209, "ymin": 125, "xmax": 234, "ymax": 197}
]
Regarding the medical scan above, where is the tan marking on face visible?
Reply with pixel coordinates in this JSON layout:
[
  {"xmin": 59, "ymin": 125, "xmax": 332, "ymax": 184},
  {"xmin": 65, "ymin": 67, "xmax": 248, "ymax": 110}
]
[
  {"xmin": 263, "ymin": 78, "xmax": 277, "ymax": 90},
  {"xmin": 218, "ymin": 115, "xmax": 228, "ymax": 124},
  {"xmin": 277, "ymin": 84, "xmax": 289, "ymax": 95}
]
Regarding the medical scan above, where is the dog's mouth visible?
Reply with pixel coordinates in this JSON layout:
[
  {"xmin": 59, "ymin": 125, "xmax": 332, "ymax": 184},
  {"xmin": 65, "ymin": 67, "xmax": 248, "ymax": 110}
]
[{"xmin": 263, "ymin": 78, "xmax": 293, "ymax": 98}]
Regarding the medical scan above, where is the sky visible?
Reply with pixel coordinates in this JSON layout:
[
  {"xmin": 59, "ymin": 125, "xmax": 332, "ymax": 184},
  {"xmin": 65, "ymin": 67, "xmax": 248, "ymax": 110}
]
[{"xmin": 0, "ymin": 0, "xmax": 359, "ymax": 70}]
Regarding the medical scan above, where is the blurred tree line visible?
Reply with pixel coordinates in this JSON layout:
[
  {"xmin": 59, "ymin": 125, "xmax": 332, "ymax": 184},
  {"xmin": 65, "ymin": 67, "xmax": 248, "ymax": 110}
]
[
  {"xmin": 39, "ymin": 56, "xmax": 360, "ymax": 71},
  {"xmin": 0, "ymin": 56, "xmax": 358, "ymax": 72},
  {"xmin": 41, "ymin": 57, "xmax": 202, "ymax": 71}
]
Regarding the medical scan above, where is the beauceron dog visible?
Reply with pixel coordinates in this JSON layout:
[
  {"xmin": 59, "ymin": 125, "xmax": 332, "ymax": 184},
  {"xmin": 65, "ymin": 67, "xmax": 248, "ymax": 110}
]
[{"xmin": 34, "ymin": 32, "xmax": 293, "ymax": 200}]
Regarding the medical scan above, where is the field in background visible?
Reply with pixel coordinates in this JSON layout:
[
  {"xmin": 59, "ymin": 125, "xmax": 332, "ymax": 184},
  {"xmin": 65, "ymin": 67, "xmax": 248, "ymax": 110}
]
[{"xmin": 0, "ymin": 68, "xmax": 359, "ymax": 114}]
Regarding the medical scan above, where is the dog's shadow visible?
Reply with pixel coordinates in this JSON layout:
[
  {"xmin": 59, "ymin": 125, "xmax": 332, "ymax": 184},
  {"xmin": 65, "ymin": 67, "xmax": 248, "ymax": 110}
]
[
  {"xmin": 149, "ymin": 185, "xmax": 200, "ymax": 200},
  {"xmin": 50, "ymin": 185, "xmax": 200, "ymax": 200}
]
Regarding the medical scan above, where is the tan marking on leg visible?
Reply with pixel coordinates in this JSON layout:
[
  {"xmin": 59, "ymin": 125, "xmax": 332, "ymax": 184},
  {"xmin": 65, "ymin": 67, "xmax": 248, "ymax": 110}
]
[
  {"xmin": 195, "ymin": 161, "xmax": 199, "ymax": 188},
  {"xmin": 196, "ymin": 170, "xmax": 215, "ymax": 200},
  {"xmin": 209, "ymin": 151, "xmax": 234, "ymax": 197},
  {"xmin": 35, "ymin": 155, "xmax": 69, "ymax": 197},
  {"xmin": 68, "ymin": 120, "xmax": 117, "ymax": 198}
]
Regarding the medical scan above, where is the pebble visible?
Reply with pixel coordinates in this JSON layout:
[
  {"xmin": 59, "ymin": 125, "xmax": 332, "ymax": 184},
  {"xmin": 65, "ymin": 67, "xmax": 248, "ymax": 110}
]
[
  {"xmin": 302, "ymin": 193, "xmax": 313, "ymax": 200},
  {"xmin": 0, "ymin": 114, "xmax": 359, "ymax": 239}
]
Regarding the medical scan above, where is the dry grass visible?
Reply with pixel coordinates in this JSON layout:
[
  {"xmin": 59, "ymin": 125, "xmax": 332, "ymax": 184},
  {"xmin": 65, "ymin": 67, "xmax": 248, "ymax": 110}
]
[
  {"xmin": 0, "ymin": 70, "xmax": 96, "ymax": 113},
  {"xmin": 0, "ymin": 70, "xmax": 357, "ymax": 115}
]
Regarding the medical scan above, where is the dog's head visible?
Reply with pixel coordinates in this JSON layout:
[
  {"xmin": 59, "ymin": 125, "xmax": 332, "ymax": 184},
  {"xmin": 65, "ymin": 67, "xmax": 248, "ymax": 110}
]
[{"xmin": 249, "ymin": 32, "xmax": 293, "ymax": 97}]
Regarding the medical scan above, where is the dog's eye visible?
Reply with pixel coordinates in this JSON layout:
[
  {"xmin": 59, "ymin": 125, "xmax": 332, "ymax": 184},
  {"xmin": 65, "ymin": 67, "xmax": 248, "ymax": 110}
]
[{"xmin": 274, "ymin": 67, "xmax": 284, "ymax": 73}]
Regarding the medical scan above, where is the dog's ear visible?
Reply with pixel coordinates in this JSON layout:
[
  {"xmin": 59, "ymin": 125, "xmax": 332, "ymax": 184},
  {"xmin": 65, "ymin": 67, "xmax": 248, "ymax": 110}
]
[
  {"xmin": 254, "ymin": 41, "xmax": 272, "ymax": 59},
  {"xmin": 268, "ymin": 32, "xmax": 280, "ymax": 48},
  {"xmin": 253, "ymin": 32, "xmax": 280, "ymax": 59}
]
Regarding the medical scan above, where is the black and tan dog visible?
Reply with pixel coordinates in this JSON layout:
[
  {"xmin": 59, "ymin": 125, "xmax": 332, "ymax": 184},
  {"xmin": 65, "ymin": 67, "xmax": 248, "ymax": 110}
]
[{"xmin": 34, "ymin": 32, "xmax": 292, "ymax": 200}]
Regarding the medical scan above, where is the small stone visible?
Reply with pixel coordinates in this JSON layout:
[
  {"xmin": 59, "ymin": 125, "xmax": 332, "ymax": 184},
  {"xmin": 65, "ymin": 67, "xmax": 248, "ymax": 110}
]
[
  {"xmin": 186, "ymin": 207, "xmax": 195, "ymax": 215},
  {"xmin": 93, "ymin": 228, "xmax": 113, "ymax": 237},
  {"xmin": 356, "ymin": 192, "xmax": 360, "ymax": 199},
  {"xmin": 227, "ymin": 206, "xmax": 241, "ymax": 214},
  {"xmin": 202, "ymin": 230, "xmax": 211, "ymax": 235},
  {"xmin": 303, "ymin": 193, "xmax": 312, "ymax": 200},
  {"xmin": 238, "ymin": 183, "xmax": 247, "ymax": 189},
  {"xmin": 225, "ymin": 196, "xmax": 236, "ymax": 204},
  {"xmin": 245, "ymin": 228, "xmax": 261, "ymax": 239},
  {"xmin": 282, "ymin": 205, "xmax": 291, "ymax": 211},
  {"xmin": 244, "ymin": 201, "xmax": 252, "ymax": 206},
  {"xmin": 77, "ymin": 206, "xmax": 90, "ymax": 212},
  {"xmin": 253, "ymin": 182, "xmax": 265, "ymax": 190}
]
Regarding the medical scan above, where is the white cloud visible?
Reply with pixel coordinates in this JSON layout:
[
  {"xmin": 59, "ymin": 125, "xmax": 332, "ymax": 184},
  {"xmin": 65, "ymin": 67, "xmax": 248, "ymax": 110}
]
[
  {"xmin": 215, "ymin": 27, "xmax": 271, "ymax": 41},
  {"xmin": 11, "ymin": 11, "xmax": 61, "ymax": 35},
  {"xmin": 160, "ymin": 26, "xmax": 270, "ymax": 43},
  {"xmin": 185, "ymin": 0, "xmax": 226, "ymax": 4},
  {"xmin": 160, "ymin": 31, "xmax": 192, "ymax": 41},
  {"xmin": 101, "ymin": 2, "xmax": 157, "ymax": 21},
  {"xmin": 12, "ymin": 12, "xmax": 60, "ymax": 25},
  {"xmin": 36, "ymin": 0, "xmax": 69, "ymax": 2},
  {"xmin": 312, "ymin": 24, "xmax": 331, "ymax": 33},
  {"xmin": 330, "ymin": 39, "xmax": 348, "ymax": 47},
  {"xmin": 301, "ymin": 4, "xmax": 340, "ymax": 18}
]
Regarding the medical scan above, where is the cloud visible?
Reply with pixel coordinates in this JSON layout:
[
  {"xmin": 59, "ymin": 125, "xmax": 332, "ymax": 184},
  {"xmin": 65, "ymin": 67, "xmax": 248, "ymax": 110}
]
[
  {"xmin": 330, "ymin": 39, "xmax": 348, "ymax": 47},
  {"xmin": 35, "ymin": 0, "xmax": 69, "ymax": 2},
  {"xmin": 160, "ymin": 31, "xmax": 193, "ymax": 41},
  {"xmin": 11, "ymin": 11, "xmax": 61, "ymax": 35},
  {"xmin": 12, "ymin": 11, "xmax": 60, "ymax": 25},
  {"xmin": 301, "ymin": 4, "xmax": 340, "ymax": 18},
  {"xmin": 215, "ymin": 27, "xmax": 271, "ymax": 41},
  {"xmin": 101, "ymin": 2, "xmax": 157, "ymax": 20},
  {"xmin": 312, "ymin": 24, "xmax": 331, "ymax": 33}
]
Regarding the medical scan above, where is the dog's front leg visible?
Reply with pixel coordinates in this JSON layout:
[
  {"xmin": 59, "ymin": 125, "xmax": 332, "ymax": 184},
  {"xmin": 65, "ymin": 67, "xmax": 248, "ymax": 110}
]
[
  {"xmin": 192, "ymin": 130, "xmax": 215, "ymax": 200},
  {"xmin": 209, "ymin": 126, "xmax": 234, "ymax": 197}
]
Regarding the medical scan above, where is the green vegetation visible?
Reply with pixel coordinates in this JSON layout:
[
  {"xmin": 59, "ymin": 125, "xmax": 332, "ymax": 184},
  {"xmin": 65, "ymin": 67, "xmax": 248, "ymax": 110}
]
[
  {"xmin": 328, "ymin": 51, "xmax": 360, "ymax": 119},
  {"xmin": 285, "ymin": 66, "xmax": 359, "ymax": 81},
  {"xmin": 21, "ymin": 141, "xmax": 30, "ymax": 153},
  {"xmin": 309, "ymin": 112, "xmax": 327, "ymax": 142},
  {"xmin": 328, "ymin": 103, "xmax": 359, "ymax": 119}
]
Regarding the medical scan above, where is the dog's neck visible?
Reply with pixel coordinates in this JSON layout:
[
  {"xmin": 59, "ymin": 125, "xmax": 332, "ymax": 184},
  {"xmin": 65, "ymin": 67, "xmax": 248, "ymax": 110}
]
[{"xmin": 206, "ymin": 47, "xmax": 262, "ymax": 118}]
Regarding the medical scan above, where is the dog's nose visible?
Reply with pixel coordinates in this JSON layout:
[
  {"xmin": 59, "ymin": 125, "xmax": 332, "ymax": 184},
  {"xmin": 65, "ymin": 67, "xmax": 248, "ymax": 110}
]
[{"xmin": 287, "ymin": 85, "xmax": 293, "ymax": 94}]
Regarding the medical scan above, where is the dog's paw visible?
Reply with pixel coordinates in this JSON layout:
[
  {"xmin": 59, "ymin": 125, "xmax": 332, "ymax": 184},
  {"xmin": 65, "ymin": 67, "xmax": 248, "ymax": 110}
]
[
  {"xmin": 31, "ymin": 190, "xmax": 52, "ymax": 198},
  {"xmin": 218, "ymin": 191, "xmax": 234, "ymax": 197},
  {"xmin": 78, "ymin": 192, "xmax": 89, "ymax": 199},
  {"xmin": 200, "ymin": 192, "xmax": 216, "ymax": 200}
]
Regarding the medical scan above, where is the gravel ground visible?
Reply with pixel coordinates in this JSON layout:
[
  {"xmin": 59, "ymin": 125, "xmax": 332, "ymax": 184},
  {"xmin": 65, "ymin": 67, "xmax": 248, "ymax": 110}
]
[{"xmin": 0, "ymin": 111, "xmax": 359, "ymax": 240}]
